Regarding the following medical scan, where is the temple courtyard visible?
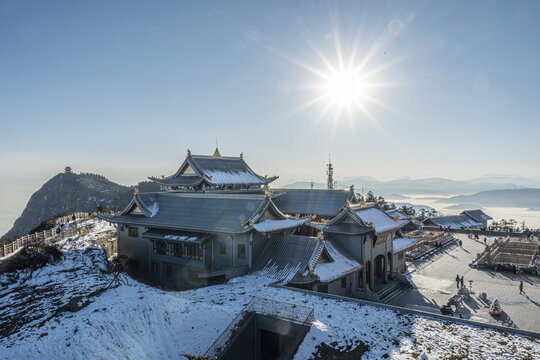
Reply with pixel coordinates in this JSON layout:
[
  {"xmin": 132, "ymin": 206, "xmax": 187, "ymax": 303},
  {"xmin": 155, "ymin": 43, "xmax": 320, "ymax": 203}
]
[{"xmin": 389, "ymin": 233, "xmax": 540, "ymax": 333}]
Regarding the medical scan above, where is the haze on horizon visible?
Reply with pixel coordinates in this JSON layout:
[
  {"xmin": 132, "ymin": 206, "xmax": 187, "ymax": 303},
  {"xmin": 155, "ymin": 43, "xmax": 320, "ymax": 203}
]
[{"xmin": 1, "ymin": 1, "xmax": 540, "ymax": 233}]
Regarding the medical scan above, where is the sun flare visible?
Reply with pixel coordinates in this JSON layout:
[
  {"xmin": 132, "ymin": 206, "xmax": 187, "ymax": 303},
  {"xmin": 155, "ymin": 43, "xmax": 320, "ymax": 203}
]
[{"xmin": 324, "ymin": 68, "xmax": 366, "ymax": 106}]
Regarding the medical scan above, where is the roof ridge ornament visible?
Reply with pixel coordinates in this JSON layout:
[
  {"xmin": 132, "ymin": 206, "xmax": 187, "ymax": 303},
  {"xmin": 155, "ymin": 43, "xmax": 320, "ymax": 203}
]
[
  {"xmin": 265, "ymin": 190, "xmax": 271, "ymax": 198},
  {"xmin": 134, "ymin": 187, "xmax": 139, "ymax": 195},
  {"xmin": 349, "ymin": 184, "xmax": 354, "ymax": 192},
  {"xmin": 187, "ymin": 149, "xmax": 192, "ymax": 157},
  {"xmin": 240, "ymin": 153, "xmax": 243, "ymax": 160},
  {"xmin": 346, "ymin": 199, "xmax": 351, "ymax": 208},
  {"xmin": 212, "ymin": 147, "xmax": 222, "ymax": 158},
  {"xmin": 316, "ymin": 231, "xmax": 324, "ymax": 241}
]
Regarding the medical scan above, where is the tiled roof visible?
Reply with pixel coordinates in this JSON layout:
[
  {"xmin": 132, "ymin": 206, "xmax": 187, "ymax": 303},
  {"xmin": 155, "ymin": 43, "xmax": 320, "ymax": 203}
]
[
  {"xmin": 272, "ymin": 189, "xmax": 357, "ymax": 217},
  {"xmin": 151, "ymin": 152, "xmax": 278, "ymax": 187},
  {"xmin": 314, "ymin": 240, "xmax": 362, "ymax": 283},
  {"xmin": 351, "ymin": 204, "xmax": 402, "ymax": 234},
  {"xmin": 310, "ymin": 221, "xmax": 372, "ymax": 235},
  {"xmin": 424, "ymin": 215, "xmax": 483, "ymax": 229},
  {"xmin": 393, "ymin": 237, "xmax": 422, "ymax": 253},
  {"xmin": 461, "ymin": 209, "xmax": 493, "ymax": 222},
  {"xmin": 252, "ymin": 218, "xmax": 309, "ymax": 233},
  {"xmin": 104, "ymin": 192, "xmax": 269, "ymax": 233},
  {"xmin": 250, "ymin": 235, "xmax": 323, "ymax": 283}
]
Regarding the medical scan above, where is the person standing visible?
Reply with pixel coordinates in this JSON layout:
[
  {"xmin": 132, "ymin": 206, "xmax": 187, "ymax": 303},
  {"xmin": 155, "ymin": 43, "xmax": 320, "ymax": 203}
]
[
  {"xmin": 456, "ymin": 274, "xmax": 460, "ymax": 289},
  {"xmin": 460, "ymin": 276, "xmax": 464, "ymax": 289},
  {"xmin": 520, "ymin": 280, "xmax": 524, "ymax": 294}
]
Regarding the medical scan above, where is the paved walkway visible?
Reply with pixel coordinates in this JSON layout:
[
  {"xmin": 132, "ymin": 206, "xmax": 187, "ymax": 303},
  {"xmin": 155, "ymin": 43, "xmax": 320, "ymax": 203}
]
[{"xmin": 389, "ymin": 234, "xmax": 540, "ymax": 332}]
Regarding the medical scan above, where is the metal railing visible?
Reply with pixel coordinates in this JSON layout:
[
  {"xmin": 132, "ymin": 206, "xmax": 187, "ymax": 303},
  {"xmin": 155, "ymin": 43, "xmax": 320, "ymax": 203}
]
[{"xmin": 205, "ymin": 296, "xmax": 315, "ymax": 357}]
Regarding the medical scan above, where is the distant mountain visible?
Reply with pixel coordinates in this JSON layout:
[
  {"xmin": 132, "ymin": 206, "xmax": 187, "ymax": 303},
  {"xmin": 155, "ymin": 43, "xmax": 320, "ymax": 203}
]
[
  {"xmin": 2, "ymin": 172, "xmax": 160, "ymax": 239},
  {"xmin": 467, "ymin": 174, "xmax": 540, "ymax": 188},
  {"xmin": 286, "ymin": 176, "xmax": 531, "ymax": 196},
  {"xmin": 436, "ymin": 188, "xmax": 540, "ymax": 208}
]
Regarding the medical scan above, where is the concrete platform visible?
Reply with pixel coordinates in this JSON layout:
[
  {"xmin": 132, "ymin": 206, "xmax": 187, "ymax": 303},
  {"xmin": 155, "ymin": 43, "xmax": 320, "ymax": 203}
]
[{"xmin": 389, "ymin": 234, "xmax": 540, "ymax": 333}]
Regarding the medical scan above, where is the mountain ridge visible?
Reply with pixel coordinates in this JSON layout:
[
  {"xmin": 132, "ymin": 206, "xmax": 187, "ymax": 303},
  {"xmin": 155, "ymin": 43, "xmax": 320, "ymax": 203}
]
[{"xmin": 2, "ymin": 172, "xmax": 160, "ymax": 239}]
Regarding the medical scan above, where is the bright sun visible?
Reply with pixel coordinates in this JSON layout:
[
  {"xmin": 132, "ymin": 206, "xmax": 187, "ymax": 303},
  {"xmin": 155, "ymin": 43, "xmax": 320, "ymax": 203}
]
[
  {"xmin": 324, "ymin": 69, "xmax": 365, "ymax": 106},
  {"xmin": 267, "ymin": 18, "xmax": 403, "ymax": 126}
]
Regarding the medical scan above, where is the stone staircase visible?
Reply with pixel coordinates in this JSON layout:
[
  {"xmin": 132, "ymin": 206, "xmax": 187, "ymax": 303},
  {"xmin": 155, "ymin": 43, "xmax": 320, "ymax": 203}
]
[{"xmin": 376, "ymin": 279, "xmax": 411, "ymax": 304}]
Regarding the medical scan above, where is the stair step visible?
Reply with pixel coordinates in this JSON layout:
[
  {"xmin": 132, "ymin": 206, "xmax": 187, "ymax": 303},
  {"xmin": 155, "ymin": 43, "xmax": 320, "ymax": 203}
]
[
  {"xmin": 382, "ymin": 286, "xmax": 410, "ymax": 304},
  {"xmin": 378, "ymin": 283, "xmax": 411, "ymax": 303}
]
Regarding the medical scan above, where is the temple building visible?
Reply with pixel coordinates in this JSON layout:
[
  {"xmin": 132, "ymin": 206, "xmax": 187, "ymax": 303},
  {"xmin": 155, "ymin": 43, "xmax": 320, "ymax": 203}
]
[
  {"xmin": 423, "ymin": 209, "xmax": 492, "ymax": 230},
  {"xmin": 103, "ymin": 149, "xmax": 411, "ymax": 299},
  {"xmin": 149, "ymin": 148, "xmax": 277, "ymax": 192}
]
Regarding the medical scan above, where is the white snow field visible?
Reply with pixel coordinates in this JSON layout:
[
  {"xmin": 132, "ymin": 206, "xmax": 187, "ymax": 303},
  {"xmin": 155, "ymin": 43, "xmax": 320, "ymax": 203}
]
[{"xmin": 1, "ymin": 219, "xmax": 538, "ymax": 360}]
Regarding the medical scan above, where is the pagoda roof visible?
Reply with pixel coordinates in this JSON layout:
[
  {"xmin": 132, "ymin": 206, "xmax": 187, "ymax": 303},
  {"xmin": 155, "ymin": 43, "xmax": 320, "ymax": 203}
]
[
  {"xmin": 150, "ymin": 150, "xmax": 278, "ymax": 187},
  {"xmin": 317, "ymin": 203, "xmax": 400, "ymax": 235},
  {"xmin": 460, "ymin": 209, "xmax": 492, "ymax": 222},
  {"xmin": 423, "ymin": 214, "xmax": 483, "ymax": 229},
  {"xmin": 102, "ymin": 191, "xmax": 304, "ymax": 234},
  {"xmin": 271, "ymin": 188, "xmax": 358, "ymax": 218}
]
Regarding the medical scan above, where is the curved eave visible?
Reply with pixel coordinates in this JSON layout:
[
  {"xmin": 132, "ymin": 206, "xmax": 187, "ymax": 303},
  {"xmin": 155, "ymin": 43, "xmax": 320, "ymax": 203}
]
[
  {"xmin": 205, "ymin": 176, "xmax": 278, "ymax": 186},
  {"xmin": 148, "ymin": 175, "xmax": 204, "ymax": 187},
  {"xmin": 100, "ymin": 215, "xmax": 254, "ymax": 235}
]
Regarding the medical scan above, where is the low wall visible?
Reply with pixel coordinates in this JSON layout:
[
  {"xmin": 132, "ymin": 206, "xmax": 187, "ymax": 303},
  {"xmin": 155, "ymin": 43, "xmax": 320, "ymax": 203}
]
[{"xmin": 270, "ymin": 283, "xmax": 540, "ymax": 339}]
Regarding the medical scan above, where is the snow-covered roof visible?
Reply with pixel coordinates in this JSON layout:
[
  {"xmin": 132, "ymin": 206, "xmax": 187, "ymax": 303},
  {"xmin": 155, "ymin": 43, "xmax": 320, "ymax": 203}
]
[
  {"xmin": 250, "ymin": 235, "xmax": 324, "ymax": 283},
  {"xmin": 461, "ymin": 210, "xmax": 492, "ymax": 222},
  {"xmin": 424, "ymin": 215, "xmax": 483, "ymax": 229},
  {"xmin": 314, "ymin": 240, "xmax": 362, "ymax": 283},
  {"xmin": 353, "ymin": 205, "xmax": 402, "ymax": 234},
  {"xmin": 272, "ymin": 189, "xmax": 357, "ymax": 218},
  {"xmin": 107, "ymin": 192, "xmax": 272, "ymax": 234},
  {"xmin": 387, "ymin": 210, "xmax": 408, "ymax": 219},
  {"xmin": 393, "ymin": 237, "xmax": 422, "ymax": 253},
  {"xmin": 253, "ymin": 218, "xmax": 309, "ymax": 233}
]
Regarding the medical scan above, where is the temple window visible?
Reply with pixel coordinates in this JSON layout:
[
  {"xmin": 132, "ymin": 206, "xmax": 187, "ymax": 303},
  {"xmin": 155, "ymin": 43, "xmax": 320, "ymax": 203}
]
[
  {"xmin": 154, "ymin": 240, "xmax": 167, "ymax": 255},
  {"xmin": 186, "ymin": 244, "xmax": 203, "ymax": 260},
  {"xmin": 237, "ymin": 244, "xmax": 246, "ymax": 259},
  {"xmin": 219, "ymin": 241, "xmax": 227, "ymax": 255},
  {"xmin": 128, "ymin": 227, "xmax": 138, "ymax": 237}
]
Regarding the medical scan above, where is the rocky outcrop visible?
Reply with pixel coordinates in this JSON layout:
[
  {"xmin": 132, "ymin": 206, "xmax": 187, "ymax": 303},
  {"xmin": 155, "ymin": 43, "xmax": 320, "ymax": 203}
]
[{"xmin": 2, "ymin": 172, "xmax": 160, "ymax": 239}]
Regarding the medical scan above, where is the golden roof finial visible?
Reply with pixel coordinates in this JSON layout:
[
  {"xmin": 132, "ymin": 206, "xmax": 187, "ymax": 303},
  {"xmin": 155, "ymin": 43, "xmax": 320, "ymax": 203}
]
[
  {"xmin": 134, "ymin": 187, "xmax": 139, "ymax": 195},
  {"xmin": 316, "ymin": 231, "xmax": 324, "ymax": 241},
  {"xmin": 187, "ymin": 149, "xmax": 192, "ymax": 157},
  {"xmin": 264, "ymin": 190, "xmax": 271, "ymax": 198},
  {"xmin": 240, "ymin": 221, "xmax": 245, "ymax": 227},
  {"xmin": 240, "ymin": 152, "xmax": 243, "ymax": 160},
  {"xmin": 248, "ymin": 221, "xmax": 254, "ymax": 228},
  {"xmin": 393, "ymin": 215, "xmax": 400, "ymax": 221},
  {"xmin": 212, "ymin": 147, "xmax": 222, "ymax": 158},
  {"xmin": 346, "ymin": 199, "xmax": 351, "ymax": 208},
  {"xmin": 361, "ymin": 197, "xmax": 366, "ymax": 206},
  {"xmin": 349, "ymin": 184, "xmax": 354, "ymax": 192}
]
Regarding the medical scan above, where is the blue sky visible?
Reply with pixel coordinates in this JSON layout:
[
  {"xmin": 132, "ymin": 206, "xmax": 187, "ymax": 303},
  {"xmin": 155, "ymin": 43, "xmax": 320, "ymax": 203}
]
[{"xmin": 1, "ymin": 0, "xmax": 540, "ymax": 230}]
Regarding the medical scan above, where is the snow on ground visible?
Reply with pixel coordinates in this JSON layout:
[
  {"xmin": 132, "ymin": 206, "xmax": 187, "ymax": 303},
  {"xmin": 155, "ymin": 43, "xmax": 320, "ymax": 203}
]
[{"xmin": 1, "ymin": 219, "xmax": 539, "ymax": 359}]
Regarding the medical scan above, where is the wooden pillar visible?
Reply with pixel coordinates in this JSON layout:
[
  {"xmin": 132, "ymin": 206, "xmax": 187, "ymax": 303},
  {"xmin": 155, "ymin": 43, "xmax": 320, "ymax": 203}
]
[
  {"xmin": 369, "ymin": 261, "xmax": 375, "ymax": 291},
  {"xmin": 362, "ymin": 266, "xmax": 367, "ymax": 289},
  {"xmin": 383, "ymin": 256, "xmax": 388, "ymax": 283}
]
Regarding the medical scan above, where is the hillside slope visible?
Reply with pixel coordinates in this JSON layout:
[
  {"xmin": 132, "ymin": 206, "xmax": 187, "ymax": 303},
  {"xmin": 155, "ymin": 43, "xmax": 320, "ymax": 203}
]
[
  {"xmin": 1, "ymin": 219, "xmax": 538, "ymax": 359},
  {"xmin": 2, "ymin": 172, "xmax": 160, "ymax": 239}
]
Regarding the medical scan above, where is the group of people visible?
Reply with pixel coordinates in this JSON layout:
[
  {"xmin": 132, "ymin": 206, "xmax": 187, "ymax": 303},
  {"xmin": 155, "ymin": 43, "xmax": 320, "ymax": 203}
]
[{"xmin": 455, "ymin": 274, "xmax": 465, "ymax": 289}]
